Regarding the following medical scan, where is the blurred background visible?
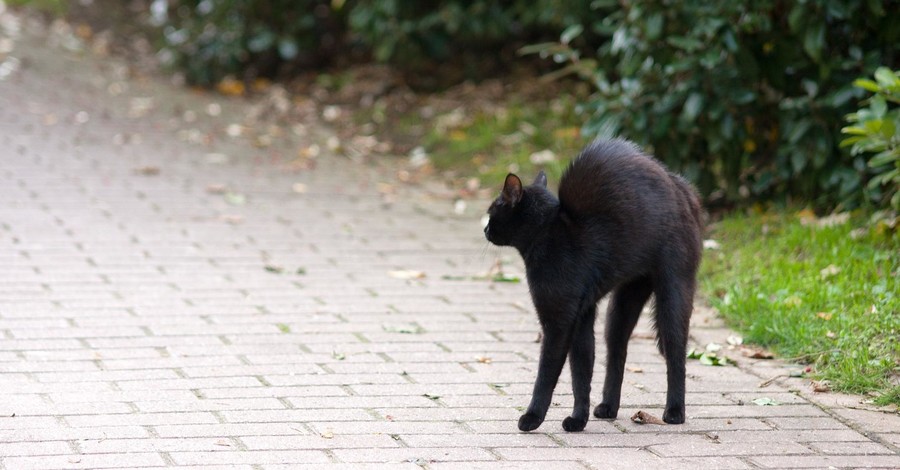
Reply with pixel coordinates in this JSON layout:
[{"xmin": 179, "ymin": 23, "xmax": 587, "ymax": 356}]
[{"xmin": 4, "ymin": 0, "xmax": 898, "ymax": 406}]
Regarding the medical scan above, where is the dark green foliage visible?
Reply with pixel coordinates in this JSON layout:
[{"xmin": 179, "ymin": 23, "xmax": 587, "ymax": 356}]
[
  {"xmin": 155, "ymin": 0, "xmax": 595, "ymax": 87},
  {"xmin": 159, "ymin": 0, "xmax": 348, "ymax": 85},
  {"xmin": 529, "ymin": 1, "xmax": 898, "ymax": 209}
]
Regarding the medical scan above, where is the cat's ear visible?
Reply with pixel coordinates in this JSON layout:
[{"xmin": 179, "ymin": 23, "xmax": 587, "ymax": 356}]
[
  {"xmin": 502, "ymin": 173, "xmax": 524, "ymax": 205},
  {"xmin": 533, "ymin": 170, "xmax": 547, "ymax": 188}
]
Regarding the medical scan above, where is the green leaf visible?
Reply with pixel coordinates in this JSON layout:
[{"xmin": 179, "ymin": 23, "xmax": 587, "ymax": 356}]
[
  {"xmin": 841, "ymin": 126, "xmax": 867, "ymax": 136},
  {"xmin": 853, "ymin": 79, "xmax": 881, "ymax": 93},
  {"xmin": 802, "ymin": 22, "xmax": 825, "ymax": 61},
  {"xmin": 870, "ymin": 95, "xmax": 887, "ymax": 119},
  {"xmin": 560, "ymin": 24, "xmax": 583, "ymax": 45},
  {"xmin": 645, "ymin": 13, "xmax": 664, "ymax": 40},
  {"xmin": 874, "ymin": 67, "xmax": 899, "ymax": 88},
  {"xmin": 868, "ymin": 150, "xmax": 898, "ymax": 168},
  {"xmin": 666, "ymin": 36, "xmax": 703, "ymax": 51},
  {"xmin": 682, "ymin": 93, "xmax": 703, "ymax": 122}
]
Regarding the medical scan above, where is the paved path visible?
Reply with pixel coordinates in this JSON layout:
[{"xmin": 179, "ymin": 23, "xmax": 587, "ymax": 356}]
[{"xmin": 1, "ymin": 15, "xmax": 899, "ymax": 470}]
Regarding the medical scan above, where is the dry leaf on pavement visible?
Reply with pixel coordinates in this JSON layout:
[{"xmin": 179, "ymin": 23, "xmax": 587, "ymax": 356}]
[{"xmin": 630, "ymin": 410, "xmax": 666, "ymax": 425}]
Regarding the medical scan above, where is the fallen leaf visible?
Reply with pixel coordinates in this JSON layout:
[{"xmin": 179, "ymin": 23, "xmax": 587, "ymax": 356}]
[
  {"xmin": 224, "ymin": 193, "xmax": 246, "ymax": 206},
  {"xmin": 135, "ymin": 166, "xmax": 160, "ymax": 176},
  {"xmin": 740, "ymin": 346, "xmax": 774, "ymax": 359},
  {"xmin": 819, "ymin": 264, "xmax": 840, "ymax": 280},
  {"xmin": 68, "ymin": 457, "xmax": 82, "ymax": 464},
  {"xmin": 476, "ymin": 356, "xmax": 492, "ymax": 364},
  {"xmin": 264, "ymin": 265, "xmax": 285, "ymax": 274},
  {"xmin": 206, "ymin": 184, "xmax": 227, "ymax": 194},
  {"xmin": 703, "ymin": 239, "xmax": 721, "ymax": 250},
  {"xmin": 726, "ymin": 335, "xmax": 743, "ymax": 346},
  {"xmin": 217, "ymin": 77, "xmax": 245, "ymax": 96},
  {"xmin": 423, "ymin": 393, "xmax": 441, "ymax": 401},
  {"xmin": 626, "ymin": 366, "xmax": 643, "ymax": 373},
  {"xmin": 332, "ymin": 351, "xmax": 345, "ymax": 361},
  {"xmin": 751, "ymin": 397, "xmax": 779, "ymax": 406},
  {"xmin": 321, "ymin": 429, "xmax": 334, "ymax": 439},
  {"xmin": 812, "ymin": 380, "xmax": 831, "ymax": 392},
  {"xmin": 630, "ymin": 410, "xmax": 666, "ymax": 425},
  {"xmin": 705, "ymin": 342, "xmax": 723, "ymax": 353},
  {"xmin": 388, "ymin": 270, "xmax": 425, "ymax": 280}
]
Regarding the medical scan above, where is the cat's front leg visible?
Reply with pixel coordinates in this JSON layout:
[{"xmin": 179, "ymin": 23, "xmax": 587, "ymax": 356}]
[{"xmin": 519, "ymin": 325, "xmax": 571, "ymax": 432}]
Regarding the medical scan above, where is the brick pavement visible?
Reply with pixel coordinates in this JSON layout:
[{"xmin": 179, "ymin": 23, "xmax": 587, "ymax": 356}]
[{"xmin": 1, "ymin": 14, "xmax": 899, "ymax": 470}]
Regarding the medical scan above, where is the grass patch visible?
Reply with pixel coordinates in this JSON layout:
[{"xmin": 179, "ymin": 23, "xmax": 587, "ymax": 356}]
[
  {"xmin": 702, "ymin": 210, "xmax": 899, "ymax": 405},
  {"xmin": 6, "ymin": 0, "xmax": 67, "ymax": 14},
  {"xmin": 423, "ymin": 97, "xmax": 585, "ymax": 186}
]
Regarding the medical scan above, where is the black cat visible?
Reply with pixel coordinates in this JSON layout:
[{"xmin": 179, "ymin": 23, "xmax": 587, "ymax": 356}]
[{"xmin": 484, "ymin": 138, "xmax": 703, "ymax": 432}]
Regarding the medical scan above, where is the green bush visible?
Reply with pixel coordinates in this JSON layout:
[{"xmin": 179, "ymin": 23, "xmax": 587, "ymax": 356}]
[
  {"xmin": 528, "ymin": 1, "xmax": 898, "ymax": 209},
  {"xmin": 158, "ymin": 0, "xmax": 348, "ymax": 86},
  {"xmin": 842, "ymin": 67, "xmax": 900, "ymax": 211},
  {"xmin": 348, "ymin": 1, "xmax": 592, "ymax": 69},
  {"xmin": 154, "ymin": 0, "xmax": 598, "ymax": 88}
]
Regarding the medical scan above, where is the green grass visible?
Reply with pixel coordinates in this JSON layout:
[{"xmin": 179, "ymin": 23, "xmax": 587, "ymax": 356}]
[
  {"xmin": 423, "ymin": 97, "xmax": 585, "ymax": 187},
  {"xmin": 702, "ymin": 210, "xmax": 899, "ymax": 405},
  {"xmin": 6, "ymin": 0, "xmax": 67, "ymax": 14}
]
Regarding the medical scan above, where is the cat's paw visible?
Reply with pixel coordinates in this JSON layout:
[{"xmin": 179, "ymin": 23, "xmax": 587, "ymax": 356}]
[
  {"xmin": 562, "ymin": 416, "xmax": 587, "ymax": 432},
  {"xmin": 663, "ymin": 406, "xmax": 685, "ymax": 424},
  {"xmin": 517, "ymin": 412, "xmax": 544, "ymax": 432},
  {"xmin": 593, "ymin": 403, "xmax": 618, "ymax": 420}
]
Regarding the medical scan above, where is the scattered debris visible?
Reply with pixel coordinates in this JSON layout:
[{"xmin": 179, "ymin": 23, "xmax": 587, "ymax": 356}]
[
  {"xmin": 703, "ymin": 239, "xmax": 721, "ymax": 250},
  {"xmin": 135, "ymin": 166, "xmax": 160, "ymax": 176},
  {"xmin": 751, "ymin": 397, "xmax": 779, "ymax": 406},
  {"xmin": 264, "ymin": 265, "xmax": 285, "ymax": 274},
  {"xmin": 320, "ymin": 429, "xmax": 334, "ymax": 439},
  {"xmin": 476, "ymin": 356, "xmax": 492, "ymax": 364},
  {"xmin": 630, "ymin": 410, "xmax": 666, "ymax": 425},
  {"xmin": 388, "ymin": 270, "xmax": 426, "ymax": 280},
  {"xmin": 819, "ymin": 264, "xmax": 841, "ymax": 280},
  {"xmin": 812, "ymin": 380, "xmax": 831, "ymax": 393},
  {"xmin": 382, "ymin": 324, "xmax": 424, "ymax": 334},
  {"xmin": 206, "ymin": 184, "xmax": 228, "ymax": 194},
  {"xmin": 740, "ymin": 346, "xmax": 774, "ymax": 359},
  {"xmin": 626, "ymin": 366, "xmax": 644, "ymax": 373}
]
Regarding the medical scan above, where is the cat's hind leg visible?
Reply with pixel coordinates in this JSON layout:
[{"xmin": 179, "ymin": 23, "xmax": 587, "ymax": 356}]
[
  {"xmin": 563, "ymin": 305, "xmax": 598, "ymax": 432},
  {"xmin": 594, "ymin": 278, "xmax": 652, "ymax": 420},
  {"xmin": 654, "ymin": 275, "xmax": 694, "ymax": 424}
]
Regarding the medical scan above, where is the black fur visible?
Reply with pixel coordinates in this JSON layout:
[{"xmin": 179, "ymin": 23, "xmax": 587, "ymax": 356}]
[{"xmin": 484, "ymin": 138, "xmax": 703, "ymax": 432}]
